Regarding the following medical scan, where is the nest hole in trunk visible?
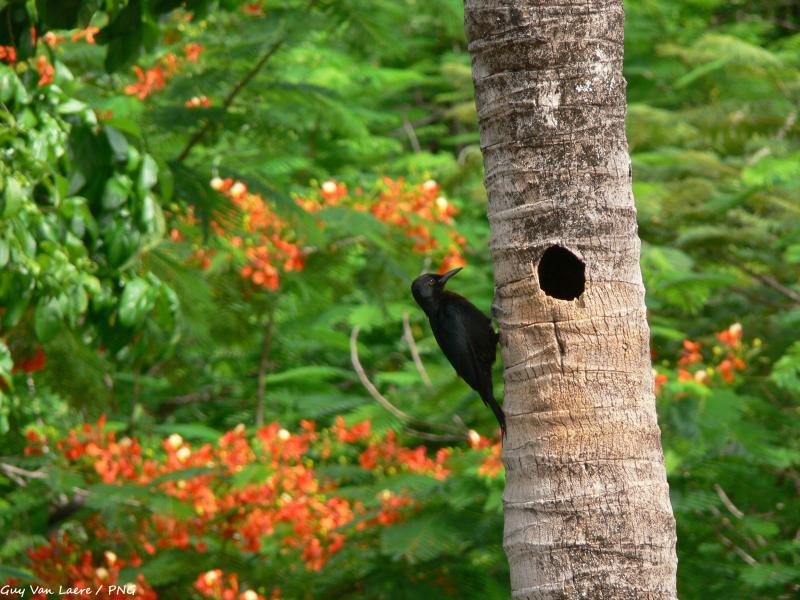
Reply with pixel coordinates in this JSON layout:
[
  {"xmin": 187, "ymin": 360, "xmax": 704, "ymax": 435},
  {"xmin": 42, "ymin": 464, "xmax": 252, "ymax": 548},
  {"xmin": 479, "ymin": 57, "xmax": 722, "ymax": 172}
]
[{"xmin": 537, "ymin": 245, "xmax": 585, "ymax": 300}]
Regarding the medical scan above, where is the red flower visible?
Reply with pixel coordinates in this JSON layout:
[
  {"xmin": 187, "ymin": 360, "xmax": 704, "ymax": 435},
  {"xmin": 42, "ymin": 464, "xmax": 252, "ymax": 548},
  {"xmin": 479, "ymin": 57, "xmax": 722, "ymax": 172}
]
[
  {"xmin": 359, "ymin": 430, "xmax": 449, "ymax": 480},
  {"xmin": 36, "ymin": 55, "xmax": 55, "ymax": 86},
  {"xmin": 297, "ymin": 177, "xmax": 467, "ymax": 270},
  {"xmin": 183, "ymin": 43, "xmax": 205, "ymax": 63},
  {"xmin": 124, "ymin": 66, "xmax": 166, "ymax": 100},
  {"xmin": 717, "ymin": 359, "xmax": 735, "ymax": 383},
  {"xmin": 22, "ymin": 534, "xmax": 157, "ymax": 599},
  {"xmin": 24, "ymin": 429, "xmax": 47, "ymax": 456},
  {"xmin": 332, "ymin": 416, "xmax": 371, "ymax": 443},
  {"xmin": 439, "ymin": 246, "xmax": 467, "ymax": 273},
  {"xmin": 43, "ymin": 32, "xmax": 63, "ymax": 47},
  {"xmin": 242, "ymin": 2, "xmax": 265, "ymax": 16},
  {"xmin": 209, "ymin": 178, "xmax": 307, "ymax": 290},
  {"xmin": 478, "ymin": 442, "xmax": 503, "ymax": 478},
  {"xmin": 716, "ymin": 323, "xmax": 743, "ymax": 348},
  {"xmin": 15, "ymin": 349, "xmax": 46, "ymax": 373},
  {"xmin": 0, "ymin": 45, "xmax": 17, "ymax": 63},
  {"xmin": 159, "ymin": 52, "xmax": 180, "ymax": 76},
  {"xmin": 185, "ymin": 95, "xmax": 212, "ymax": 108},
  {"xmin": 678, "ymin": 339, "xmax": 702, "ymax": 366},
  {"xmin": 71, "ymin": 26, "xmax": 100, "ymax": 44},
  {"xmin": 195, "ymin": 569, "xmax": 224, "ymax": 597},
  {"xmin": 654, "ymin": 371, "xmax": 668, "ymax": 395}
]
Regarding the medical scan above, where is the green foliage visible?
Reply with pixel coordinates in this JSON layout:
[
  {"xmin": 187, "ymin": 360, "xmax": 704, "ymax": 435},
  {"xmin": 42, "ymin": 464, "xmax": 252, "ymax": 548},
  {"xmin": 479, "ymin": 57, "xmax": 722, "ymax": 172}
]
[
  {"xmin": 380, "ymin": 513, "xmax": 462, "ymax": 563},
  {"xmin": 0, "ymin": 0, "xmax": 798, "ymax": 598},
  {"xmin": 624, "ymin": 5, "xmax": 800, "ymax": 595}
]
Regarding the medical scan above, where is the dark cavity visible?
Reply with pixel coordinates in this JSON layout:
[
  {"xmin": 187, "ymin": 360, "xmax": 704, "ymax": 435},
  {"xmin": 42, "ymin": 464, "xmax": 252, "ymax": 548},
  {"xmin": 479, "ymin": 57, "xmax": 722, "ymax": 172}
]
[{"xmin": 537, "ymin": 245, "xmax": 585, "ymax": 301}]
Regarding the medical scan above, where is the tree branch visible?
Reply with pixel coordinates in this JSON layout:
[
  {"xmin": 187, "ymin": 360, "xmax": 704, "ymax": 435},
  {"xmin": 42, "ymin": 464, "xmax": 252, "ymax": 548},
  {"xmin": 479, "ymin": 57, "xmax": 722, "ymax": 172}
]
[
  {"xmin": 714, "ymin": 483, "xmax": 744, "ymax": 519},
  {"xmin": 0, "ymin": 462, "xmax": 46, "ymax": 486},
  {"xmin": 175, "ymin": 36, "xmax": 286, "ymax": 164},
  {"xmin": 730, "ymin": 258, "xmax": 800, "ymax": 304},
  {"xmin": 402, "ymin": 427, "xmax": 465, "ymax": 442},
  {"xmin": 402, "ymin": 311, "xmax": 432, "ymax": 388},
  {"xmin": 349, "ymin": 325, "xmax": 465, "ymax": 439},
  {"xmin": 718, "ymin": 533, "xmax": 758, "ymax": 566},
  {"xmin": 746, "ymin": 110, "xmax": 797, "ymax": 166},
  {"xmin": 255, "ymin": 310, "xmax": 275, "ymax": 428},
  {"xmin": 402, "ymin": 116, "xmax": 421, "ymax": 153}
]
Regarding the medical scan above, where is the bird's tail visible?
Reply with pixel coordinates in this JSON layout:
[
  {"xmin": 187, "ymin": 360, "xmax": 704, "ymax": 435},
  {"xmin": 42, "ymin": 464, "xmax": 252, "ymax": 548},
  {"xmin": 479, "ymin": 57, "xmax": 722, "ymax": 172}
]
[{"xmin": 480, "ymin": 385, "xmax": 506, "ymax": 439}]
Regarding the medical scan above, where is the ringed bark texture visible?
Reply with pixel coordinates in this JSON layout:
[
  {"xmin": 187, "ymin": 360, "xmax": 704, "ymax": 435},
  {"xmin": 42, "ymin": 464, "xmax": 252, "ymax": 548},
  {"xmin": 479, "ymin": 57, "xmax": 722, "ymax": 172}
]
[{"xmin": 464, "ymin": 1, "xmax": 678, "ymax": 598}]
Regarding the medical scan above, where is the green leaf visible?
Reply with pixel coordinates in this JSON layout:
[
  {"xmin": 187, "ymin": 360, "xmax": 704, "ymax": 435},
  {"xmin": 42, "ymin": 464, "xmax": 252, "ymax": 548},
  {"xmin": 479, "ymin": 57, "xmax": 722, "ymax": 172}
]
[
  {"xmin": 674, "ymin": 56, "xmax": 731, "ymax": 88},
  {"xmin": 231, "ymin": 462, "xmax": 273, "ymax": 487},
  {"xmin": 382, "ymin": 473, "xmax": 442, "ymax": 496},
  {"xmin": 740, "ymin": 564, "xmax": 800, "ymax": 590},
  {"xmin": 138, "ymin": 154, "xmax": 158, "ymax": 191},
  {"xmin": 151, "ymin": 423, "xmax": 221, "ymax": 442},
  {"xmin": 139, "ymin": 193, "xmax": 163, "ymax": 235},
  {"xmin": 347, "ymin": 305, "xmax": 384, "ymax": 331},
  {"xmin": 100, "ymin": 0, "xmax": 146, "ymax": 72},
  {"xmin": 741, "ymin": 517, "xmax": 780, "ymax": 539},
  {"xmin": 105, "ymin": 126, "xmax": 129, "ymax": 163},
  {"xmin": 0, "ymin": 238, "xmax": 8, "ymax": 268},
  {"xmin": 268, "ymin": 365, "xmax": 353, "ymax": 386},
  {"xmin": 0, "ymin": 565, "xmax": 45, "ymax": 585},
  {"xmin": 118, "ymin": 277, "xmax": 154, "ymax": 327},
  {"xmin": 0, "ymin": 340, "xmax": 12, "ymax": 387},
  {"xmin": 58, "ymin": 99, "xmax": 88, "ymax": 114},
  {"xmin": 102, "ymin": 175, "xmax": 132, "ymax": 210},
  {"xmin": 785, "ymin": 244, "xmax": 800, "ymax": 264},
  {"xmin": 759, "ymin": 446, "xmax": 800, "ymax": 469},
  {"xmin": 148, "ymin": 467, "xmax": 216, "ymax": 487},
  {"xmin": 649, "ymin": 324, "xmax": 687, "ymax": 341},
  {"xmin": 156, "ymin": 158, "xmax": 173, "ymax": 201},
  {"xmin": 380, "ymin": 513, "xmax": 461, "ymax": 563},
  {"xmin": 104, "ymin": 118, "xmax": 141, "ymax": 138},
  {"xmin": 0, "ymin": 66, "xmax": 17, "ymax": 103},
  {"xmin": 374, "ymin": 370, "xmax": 421, "ymax": 386},
  {"xmin": 742, "ymin": 153, "xmax": 800, "ymax": 187},
  {"xmin": 2, "ymin": 291, "xmax": 30, "ymax": 329},
  {"xmin": 85, "ymin": 483, "xmax": 147, "ymax": 510},
  {"xmin": 2, "ymin": 176, "xmax": 25, "ymax": 218},
  {"xmin": 664, "ymin": 449, "xmax": 682, "ymax": 476},
  {"xmin": 771, "ymin": 341, "xmax": 800, "ymax": 391},
  {"xmin": 106, "ymin": 224, "xmax": 140, "ymax": 268},
  {"xmin": 34, "ymin": 297, "xmax": 64, "ymax": 342},
  {"xmin": 130, "ymin": 549, "xmax": 201, "ymax": 586},
  {"xmin": 672, "ymin": 489, "xmax": 719, "ymax": 514},
  {"xmin": 147, "ymin": 494, "xmax": 195, "ymax": 518}
]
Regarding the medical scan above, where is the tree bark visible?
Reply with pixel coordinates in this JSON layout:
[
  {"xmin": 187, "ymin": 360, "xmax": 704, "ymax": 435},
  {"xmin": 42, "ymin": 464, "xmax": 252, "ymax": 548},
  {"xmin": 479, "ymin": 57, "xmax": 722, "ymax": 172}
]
[{"xmin": 464, "ymin": 1, "xmax": 678, "ymax": 598}]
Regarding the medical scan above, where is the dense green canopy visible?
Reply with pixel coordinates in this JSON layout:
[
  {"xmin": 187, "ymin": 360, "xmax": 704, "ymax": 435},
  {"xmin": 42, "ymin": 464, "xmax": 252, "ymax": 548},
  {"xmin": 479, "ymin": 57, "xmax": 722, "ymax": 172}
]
[{"xmin": 0, "ymin": 1, "xmax": 798, "ymax": 598}]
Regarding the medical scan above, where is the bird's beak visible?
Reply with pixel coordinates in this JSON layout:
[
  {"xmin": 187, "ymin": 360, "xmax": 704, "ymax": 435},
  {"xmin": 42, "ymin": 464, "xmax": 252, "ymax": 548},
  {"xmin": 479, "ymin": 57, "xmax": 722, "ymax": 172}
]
[{"xmin": 439, "ymin": 267, "xmax": 463, "ymax": 285}]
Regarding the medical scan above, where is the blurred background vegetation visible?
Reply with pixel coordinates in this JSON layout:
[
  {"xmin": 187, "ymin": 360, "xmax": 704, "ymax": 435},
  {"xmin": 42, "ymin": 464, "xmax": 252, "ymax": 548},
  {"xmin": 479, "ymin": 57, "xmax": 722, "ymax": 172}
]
[{"xmin": 0, "ymin": 0, "xmax": 798, "ymax": 598}]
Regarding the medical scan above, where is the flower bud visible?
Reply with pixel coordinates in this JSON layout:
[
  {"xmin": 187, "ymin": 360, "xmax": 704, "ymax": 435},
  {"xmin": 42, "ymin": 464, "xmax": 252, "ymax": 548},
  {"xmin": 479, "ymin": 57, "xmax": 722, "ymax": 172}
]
[{"xmin": 166, "ymin": 434, "xmax": 183, "ymax": 450}]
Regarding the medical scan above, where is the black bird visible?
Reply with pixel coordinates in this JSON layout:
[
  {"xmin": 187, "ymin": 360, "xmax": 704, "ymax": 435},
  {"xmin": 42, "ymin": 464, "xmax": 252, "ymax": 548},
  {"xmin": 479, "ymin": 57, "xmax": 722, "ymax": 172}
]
[{"xmin": 411, "ymin": 267, "xmax": 505, "ymax": 435}]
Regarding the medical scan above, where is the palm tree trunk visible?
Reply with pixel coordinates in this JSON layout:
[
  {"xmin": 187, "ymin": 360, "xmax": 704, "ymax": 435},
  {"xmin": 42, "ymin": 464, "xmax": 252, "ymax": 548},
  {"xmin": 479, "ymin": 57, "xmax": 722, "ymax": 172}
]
[{"xmin": 464, "ymin": 0, "xmax": 678, "ymax": 597}]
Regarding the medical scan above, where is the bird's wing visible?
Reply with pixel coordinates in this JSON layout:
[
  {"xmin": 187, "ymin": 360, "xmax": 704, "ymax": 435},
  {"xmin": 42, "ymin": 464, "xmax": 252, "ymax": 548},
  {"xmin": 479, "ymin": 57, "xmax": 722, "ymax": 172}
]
[
  {"xmin": 431, "ymin": 294, "xmax": 497, "ymax": 391},
  {"xmin": 431, "ymin": 294, "xmax": 505, "ymax": 434},
  {"xmin": 445, "ymin": 293, "xmax": 497, "ymax": 368}
]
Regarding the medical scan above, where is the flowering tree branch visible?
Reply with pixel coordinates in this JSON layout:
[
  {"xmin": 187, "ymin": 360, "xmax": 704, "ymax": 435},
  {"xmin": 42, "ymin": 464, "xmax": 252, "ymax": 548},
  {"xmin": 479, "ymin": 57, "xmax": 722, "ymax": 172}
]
[{"xmin": 175, "ymin": 36, "xmax": 286, "ymax": 164}]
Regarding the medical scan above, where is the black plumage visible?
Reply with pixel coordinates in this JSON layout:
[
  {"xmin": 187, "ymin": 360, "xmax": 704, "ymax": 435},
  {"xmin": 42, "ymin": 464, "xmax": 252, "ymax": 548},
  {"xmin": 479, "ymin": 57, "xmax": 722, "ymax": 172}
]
[{"xmin": 411, "ymin": 267, "xmax": 505, "ymax": 435}]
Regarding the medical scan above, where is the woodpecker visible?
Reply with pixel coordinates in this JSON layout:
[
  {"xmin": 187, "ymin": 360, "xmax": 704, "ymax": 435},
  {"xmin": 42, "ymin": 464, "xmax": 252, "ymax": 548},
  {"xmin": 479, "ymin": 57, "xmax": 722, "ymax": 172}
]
[{"xmin": 411, "ymin": 267, "xmax": 505, "ymax": 435}]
